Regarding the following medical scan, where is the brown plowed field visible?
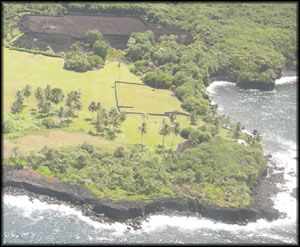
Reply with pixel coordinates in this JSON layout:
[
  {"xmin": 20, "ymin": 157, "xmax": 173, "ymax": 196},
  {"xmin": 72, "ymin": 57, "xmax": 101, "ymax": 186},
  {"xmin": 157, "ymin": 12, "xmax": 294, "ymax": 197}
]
[{"xmin": 16, "ymin": 14, "xmax": 192, "ymax": 51}]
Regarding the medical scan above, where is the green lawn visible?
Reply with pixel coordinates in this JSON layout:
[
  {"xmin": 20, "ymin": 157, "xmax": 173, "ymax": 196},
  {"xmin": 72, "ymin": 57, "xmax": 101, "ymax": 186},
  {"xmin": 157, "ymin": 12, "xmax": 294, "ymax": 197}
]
[
  {"xmin": 3, "ymin": 48, "xmax": 189, "ymax": 149},
  {"xmin": 117, "ymin": 83, "xmax": 189, "ymax": 115}
]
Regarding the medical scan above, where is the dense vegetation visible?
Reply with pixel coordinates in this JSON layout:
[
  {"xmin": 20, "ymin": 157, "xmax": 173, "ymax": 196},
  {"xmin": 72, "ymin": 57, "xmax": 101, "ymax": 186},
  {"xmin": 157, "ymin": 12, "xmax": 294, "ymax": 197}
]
[
  {"xmin": 4, "ymin": 139, "xmax": 267, "ymax": 207},
  {"xmin": 63, "ymin": 30, "xmax": 108, "ymax": 72},
  {"xmin": 3, "ymin": 2, "xmax": 297, "ymax": 88}
]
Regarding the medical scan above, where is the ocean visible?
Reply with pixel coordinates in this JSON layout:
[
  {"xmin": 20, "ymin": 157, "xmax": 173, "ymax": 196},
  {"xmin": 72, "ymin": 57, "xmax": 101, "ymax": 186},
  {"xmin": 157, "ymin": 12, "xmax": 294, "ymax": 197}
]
[{"xmin": 3, "ymin": 76, "xmax": 297, "ymax": 244}]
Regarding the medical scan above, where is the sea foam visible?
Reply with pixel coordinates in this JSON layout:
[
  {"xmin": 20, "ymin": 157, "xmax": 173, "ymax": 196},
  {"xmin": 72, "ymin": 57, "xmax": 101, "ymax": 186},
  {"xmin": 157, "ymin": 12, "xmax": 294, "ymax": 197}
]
[
  {"xmin": 206, "ymin": 81, "xmax": 235, "ymax": 94},
  {"xmin": 275, "ymin": 76, "xmax": 297, "ymax": 85}
]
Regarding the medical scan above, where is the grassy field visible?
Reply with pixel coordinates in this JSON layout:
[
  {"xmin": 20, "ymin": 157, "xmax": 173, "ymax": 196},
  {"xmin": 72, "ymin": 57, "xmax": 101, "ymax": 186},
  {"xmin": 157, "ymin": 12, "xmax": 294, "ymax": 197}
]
[
  {"xmin": 117, "ymin": 83, "xmax": 189, "ymax": 115},
  {"xmin": 3, "ymin": 48, "xmax": 190, "ymax": 150}
]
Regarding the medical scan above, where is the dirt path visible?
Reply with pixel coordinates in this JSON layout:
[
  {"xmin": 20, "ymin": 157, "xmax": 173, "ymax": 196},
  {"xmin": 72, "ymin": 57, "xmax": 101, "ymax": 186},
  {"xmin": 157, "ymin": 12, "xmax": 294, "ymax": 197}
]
[{"xmin": 3, "ymin": 130, "xmax": 123, "ymax": 158}]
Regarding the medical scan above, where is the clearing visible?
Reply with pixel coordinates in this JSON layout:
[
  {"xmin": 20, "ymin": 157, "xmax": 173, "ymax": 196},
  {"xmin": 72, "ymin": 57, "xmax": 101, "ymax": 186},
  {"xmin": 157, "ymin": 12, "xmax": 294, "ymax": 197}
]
[
  {"xmin": 3, "ymin": 48, "xmax": 190, "ymax": 151},
  {"xmin": 116, "ymin": 82, "xmax": 189, "ymax": 115}
]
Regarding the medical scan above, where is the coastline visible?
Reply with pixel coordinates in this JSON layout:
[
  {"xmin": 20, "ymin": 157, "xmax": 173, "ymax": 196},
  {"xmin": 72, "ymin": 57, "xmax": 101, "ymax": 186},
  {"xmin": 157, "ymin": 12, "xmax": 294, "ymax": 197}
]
[{"xmin": 3, "ymin": 161, "xmax": 285, "ymax": 229}]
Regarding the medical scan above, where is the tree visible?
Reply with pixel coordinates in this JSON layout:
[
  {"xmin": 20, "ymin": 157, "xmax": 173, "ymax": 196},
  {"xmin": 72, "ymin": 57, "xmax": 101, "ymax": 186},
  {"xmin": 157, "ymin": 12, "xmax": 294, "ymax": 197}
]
[
  {"xmin": 22, "ymin": 85, "xmax": 32, "ymax": 104},
  {"xmin": 138, "ymin": 122, "xmax": 147, "ymax": 150},
  {"xmin": 141, "ymin": 113, "xmax": 149, "ymax": 122},
  {"xmin": 50, "ymin": 88, "xmax": 64, "ymax": 109},
  {"xmin": 86, "ymin": 29, "xmax": 103, "ymax": 47},
  {"xmin": 190, "ymin": 111, "xmax": 198, "ymax": 125},
  {"xmin": 65, "ymin": 91, "xmax": 75, "ymax": 118},
  {"xmin": 188, "ymin": 131, "xmax": 199, "ymax": 146},
  {"xmin": 35, "ymin": 87, "xmax": 43, "ymax": 103},
  {"xmin": 213, "ymin": 117, "xmax": 221, "ymax": 135},
  {"xmin": 15, "ymin": 90, "xmax": 23, "ymax": 99},
  {"xmin": 74, "ymin": 100, "xmax": 83, "ymax": 116},
  {"xmin": 44, "ymin": 85, "xmax": 52, "ymax": 101},
  {"xmin": 159, "ymin": 120, "xmax": 171, "ymax": 147},
  {"xmin": 38, "ymin": 98, "xmax": 52, "ymax": 115},
  {"xmin": 143, "ymin": 71, "xmax": 173, "ymax": 89},
  {"xmin": 93, "ymin": 40, "xmax": 109, "ymax": 60},
  {"xmin": 169, "ymin": 113, "xmax": 176, "ymax": 125},
  {"xmin": 171, "ymin": 122, "xmax": 180, "ymax": 149},
  {"xmin": 95, "ymin": 102, "xmax": 102, "ymax": 116},
  {"xmin": 233, "ymin": 122, "xmax": 242, "ymax": 139},
  {"xmin": 58, "ymin": 106, "xmax": 65, "ymax": 123},
  {"xmin": 88, "ymin": 101, "xmax": 97, "ymax": 119},
  {"xmin": 10, "ymin": 100, "xmax": 24, "ymax": 114}
]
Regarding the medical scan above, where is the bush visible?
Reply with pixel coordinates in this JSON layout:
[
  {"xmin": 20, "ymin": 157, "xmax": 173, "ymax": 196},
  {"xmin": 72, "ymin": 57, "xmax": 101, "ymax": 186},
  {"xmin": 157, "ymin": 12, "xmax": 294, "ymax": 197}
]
[
  {"xmin": 86, "ymin": 29, "xmax": 103, "ymax": 47},
  {"xmin": 88, "ymin": 55, "xmax": 104, "ymax": 67},
  {"xmin": 64, "ymin": 53, "xmax": 92, "ymax": 72},
  {"xmin": 3, "ymin": 113, "xmax": 41, "ymax": 134},
  {"xmin": 42, "ymin": 118, "xmax": 55, "ymax": 129},
  {"xmin": 182, "ymin": 95, "xmax": 209, "ymax": 115},
  {"xmin": 92, "ymin": 40, "xmax": 109, "ymax": 60},
  {"xmin": 180, "ymin": 127, "xmax": 195, "ymax": 139},
  {"xmin": 143, "ymin": 71, "xmax": 173, "ymax": 89},
  {"xmin": 79, "ymin": 142, "xmax": 94, "ymax": 154}
]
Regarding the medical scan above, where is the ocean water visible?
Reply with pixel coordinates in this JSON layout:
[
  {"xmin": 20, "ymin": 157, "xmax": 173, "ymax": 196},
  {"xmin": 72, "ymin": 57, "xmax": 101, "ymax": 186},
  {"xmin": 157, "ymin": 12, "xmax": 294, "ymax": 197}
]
[{"xmin": 3, "ymin": 76, "xmax": 298, "ymax": 244}]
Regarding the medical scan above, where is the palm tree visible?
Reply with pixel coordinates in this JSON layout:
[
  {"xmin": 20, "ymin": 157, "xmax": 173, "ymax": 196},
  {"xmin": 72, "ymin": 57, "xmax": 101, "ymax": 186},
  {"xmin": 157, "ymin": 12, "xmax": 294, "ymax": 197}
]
[
  {"xmin": 171, "ymin": 122, "xmax": 180, "ymax": 149},
  {"xmin": 15, "ymin": 90, "xmax": 23, "ymax": 98},
  {"xmin": 72, "ymin": 90, "xmax": 82, "ymax": 103},
  {"xmin": 88, "ymin": 101, "xmax": 97, "ymax": 119},
  {"xmin": 44, "ymin": 85, "xmax": 52, "ymax": 101},
  {"xmin": 65, "ymin": 91, "xmax": 75, "ymax": 117},
  {"xmin": 141, "ymin": 112, "xmax": 149, "ymax": 122},
  {"xmin": 75, "ymin": 101, "xmax": 83, "ymax": 116},
  {"xmin": 22, "ymin": 85, "xmax": 32, "ymax": 104},
  {"xmin": 138, "ymin": 122, "xmax": 147, "ymax": 150},
  {"xmin": 169, "ymin": 113, "xmax": 176, "ymax": 125},
  {"xmin": 35, "ymin": 87, "xmax": 43, "ymax": 103},
  {"xmin": 11, "ymin": 100, "xmax": 24, "ymax": 115},
  {"xmin": 15, "ymin": 90, "xmax": 25, "ymax": 106},
  {"xmin": 58, "ymin": 106, "xmax": 65, "ymax": 123},
  {"xmin": 108, "ymin": 108, "xmax": 118, "ymax": 128},
  {"xmin": 159, "ymin": 120, "xmax": 171, "ymax": 147},
  {"xmin": 95, "ymin": 102, "xmax": 102, "ymax": 119},
  {"xmin": 50, "ymin": 88, "xmax": 64, "ymax": 109}
]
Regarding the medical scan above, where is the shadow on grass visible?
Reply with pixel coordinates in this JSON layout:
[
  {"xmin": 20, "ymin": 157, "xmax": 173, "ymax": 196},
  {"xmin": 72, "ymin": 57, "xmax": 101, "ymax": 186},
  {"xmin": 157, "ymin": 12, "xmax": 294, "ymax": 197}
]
[{"xmin": 84, "ymin": 118, "xmax": 93, "ymax": 122}]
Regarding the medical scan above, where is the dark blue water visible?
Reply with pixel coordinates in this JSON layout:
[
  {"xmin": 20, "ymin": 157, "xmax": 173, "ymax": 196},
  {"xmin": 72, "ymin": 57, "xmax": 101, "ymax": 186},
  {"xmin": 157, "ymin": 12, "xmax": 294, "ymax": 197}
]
[{"xmin": 3, "ymin": 77, "xmax": 297, "ymax": 244}]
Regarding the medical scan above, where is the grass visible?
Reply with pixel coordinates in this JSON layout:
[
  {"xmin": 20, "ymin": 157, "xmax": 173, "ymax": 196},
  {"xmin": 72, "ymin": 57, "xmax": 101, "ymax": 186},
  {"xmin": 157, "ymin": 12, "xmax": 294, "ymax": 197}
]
[
  {"xmin": 117, "ymin": 83, "xmax": 189, "ymax": 114},
  {"xmin": 3, "ymin": 48, "xmax": 189, "ymax": 150}
]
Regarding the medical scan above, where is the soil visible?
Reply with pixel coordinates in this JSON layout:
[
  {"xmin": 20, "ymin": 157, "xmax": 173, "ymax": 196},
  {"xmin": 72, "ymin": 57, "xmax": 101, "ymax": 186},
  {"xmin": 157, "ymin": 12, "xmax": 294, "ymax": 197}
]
[{"xmin": 16, "ymin": 14, "xmax": 193, "ymax": 51}]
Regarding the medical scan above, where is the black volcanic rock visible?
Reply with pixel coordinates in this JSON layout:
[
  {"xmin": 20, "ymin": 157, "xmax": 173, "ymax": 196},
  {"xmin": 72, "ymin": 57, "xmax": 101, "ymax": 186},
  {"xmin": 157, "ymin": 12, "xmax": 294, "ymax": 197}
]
[{"xmin": 3, "ymin": 165, "xmax": 282, "ymax": 225}]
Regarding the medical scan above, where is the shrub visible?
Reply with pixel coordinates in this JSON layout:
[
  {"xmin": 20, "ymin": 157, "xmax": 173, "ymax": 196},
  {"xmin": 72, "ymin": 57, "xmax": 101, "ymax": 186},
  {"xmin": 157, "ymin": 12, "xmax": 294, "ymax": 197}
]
[
  {"xmin": 3, "ymin": 113, "xmax": 41, "ymax": 134},
  {"xmin": 79, "ymin": 142, "xmax": 94, "ymax": 154},
  {"xmin": 180, "ymin": 127, "xmax": 195, "ymax": 139},
  {"xmin": 93, "ymin": 40, "xmax": 109, "ymax": 60},
  {"xmin": 88, "ymin": 55, "xmax": 104, "ymax": 67},
  {"xmin": 143, "ymin": 71, "xmax": 173, "ymax": 89},
  {"xmin": 64, "ymin": 53, "xmax": 92, "ymax": 72},
  {"xmin": 182, "ymin": 95, "xmax": 209, "ymax": 115},
  {"xmin": 42, "ymin": 118, "xmax": 55, "ymax": 129},
  {"xmin": 86, "ymin": 29, "xmax": 103, "ymax": 47}
]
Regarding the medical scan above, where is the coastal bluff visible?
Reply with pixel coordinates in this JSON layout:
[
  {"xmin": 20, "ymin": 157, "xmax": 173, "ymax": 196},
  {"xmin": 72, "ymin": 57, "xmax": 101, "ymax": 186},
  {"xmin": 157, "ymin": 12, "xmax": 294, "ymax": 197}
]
[{"xmin": 3, "ymin": 165, "xmax": 281, "ymax": 226}]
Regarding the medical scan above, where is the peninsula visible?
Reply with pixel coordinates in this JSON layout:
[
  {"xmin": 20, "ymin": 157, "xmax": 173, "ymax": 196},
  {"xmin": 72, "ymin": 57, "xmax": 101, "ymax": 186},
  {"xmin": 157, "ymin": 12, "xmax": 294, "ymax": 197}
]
[{"xmin": 3, "ymin": 2, "xmax": 296, "ymax": 227}]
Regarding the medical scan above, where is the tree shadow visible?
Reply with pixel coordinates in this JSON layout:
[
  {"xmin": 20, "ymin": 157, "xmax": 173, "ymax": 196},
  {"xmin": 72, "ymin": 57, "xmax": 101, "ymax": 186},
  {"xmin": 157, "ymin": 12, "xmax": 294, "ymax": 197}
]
[{"xmin": 84, "ymin": 118, "xmax": 92, "ymax": 122}]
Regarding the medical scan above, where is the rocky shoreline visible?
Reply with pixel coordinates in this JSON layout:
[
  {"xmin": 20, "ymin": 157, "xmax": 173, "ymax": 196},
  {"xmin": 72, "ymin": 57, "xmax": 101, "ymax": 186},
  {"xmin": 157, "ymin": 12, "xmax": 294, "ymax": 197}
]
[{"xmin": 3, "ymin": 161, "xmax": 285, "ymax": 230}]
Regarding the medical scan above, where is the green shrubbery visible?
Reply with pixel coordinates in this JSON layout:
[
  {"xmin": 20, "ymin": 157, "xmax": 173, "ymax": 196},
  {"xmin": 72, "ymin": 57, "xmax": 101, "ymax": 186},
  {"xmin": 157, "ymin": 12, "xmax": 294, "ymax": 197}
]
[
  {"xmin": 142, "ymin": 71, "xmax": 173, "ymax": 89},
  {"xmin": 3, "ymin": 139, "xmax": 267, "ymax": 207},
  {"xmin": 63, "ymin": 31, "xmax": 107, "ymax": 73},
  {"xmin": 3, "ymin": 113, "xmax": 41, "ymax": 135}
]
